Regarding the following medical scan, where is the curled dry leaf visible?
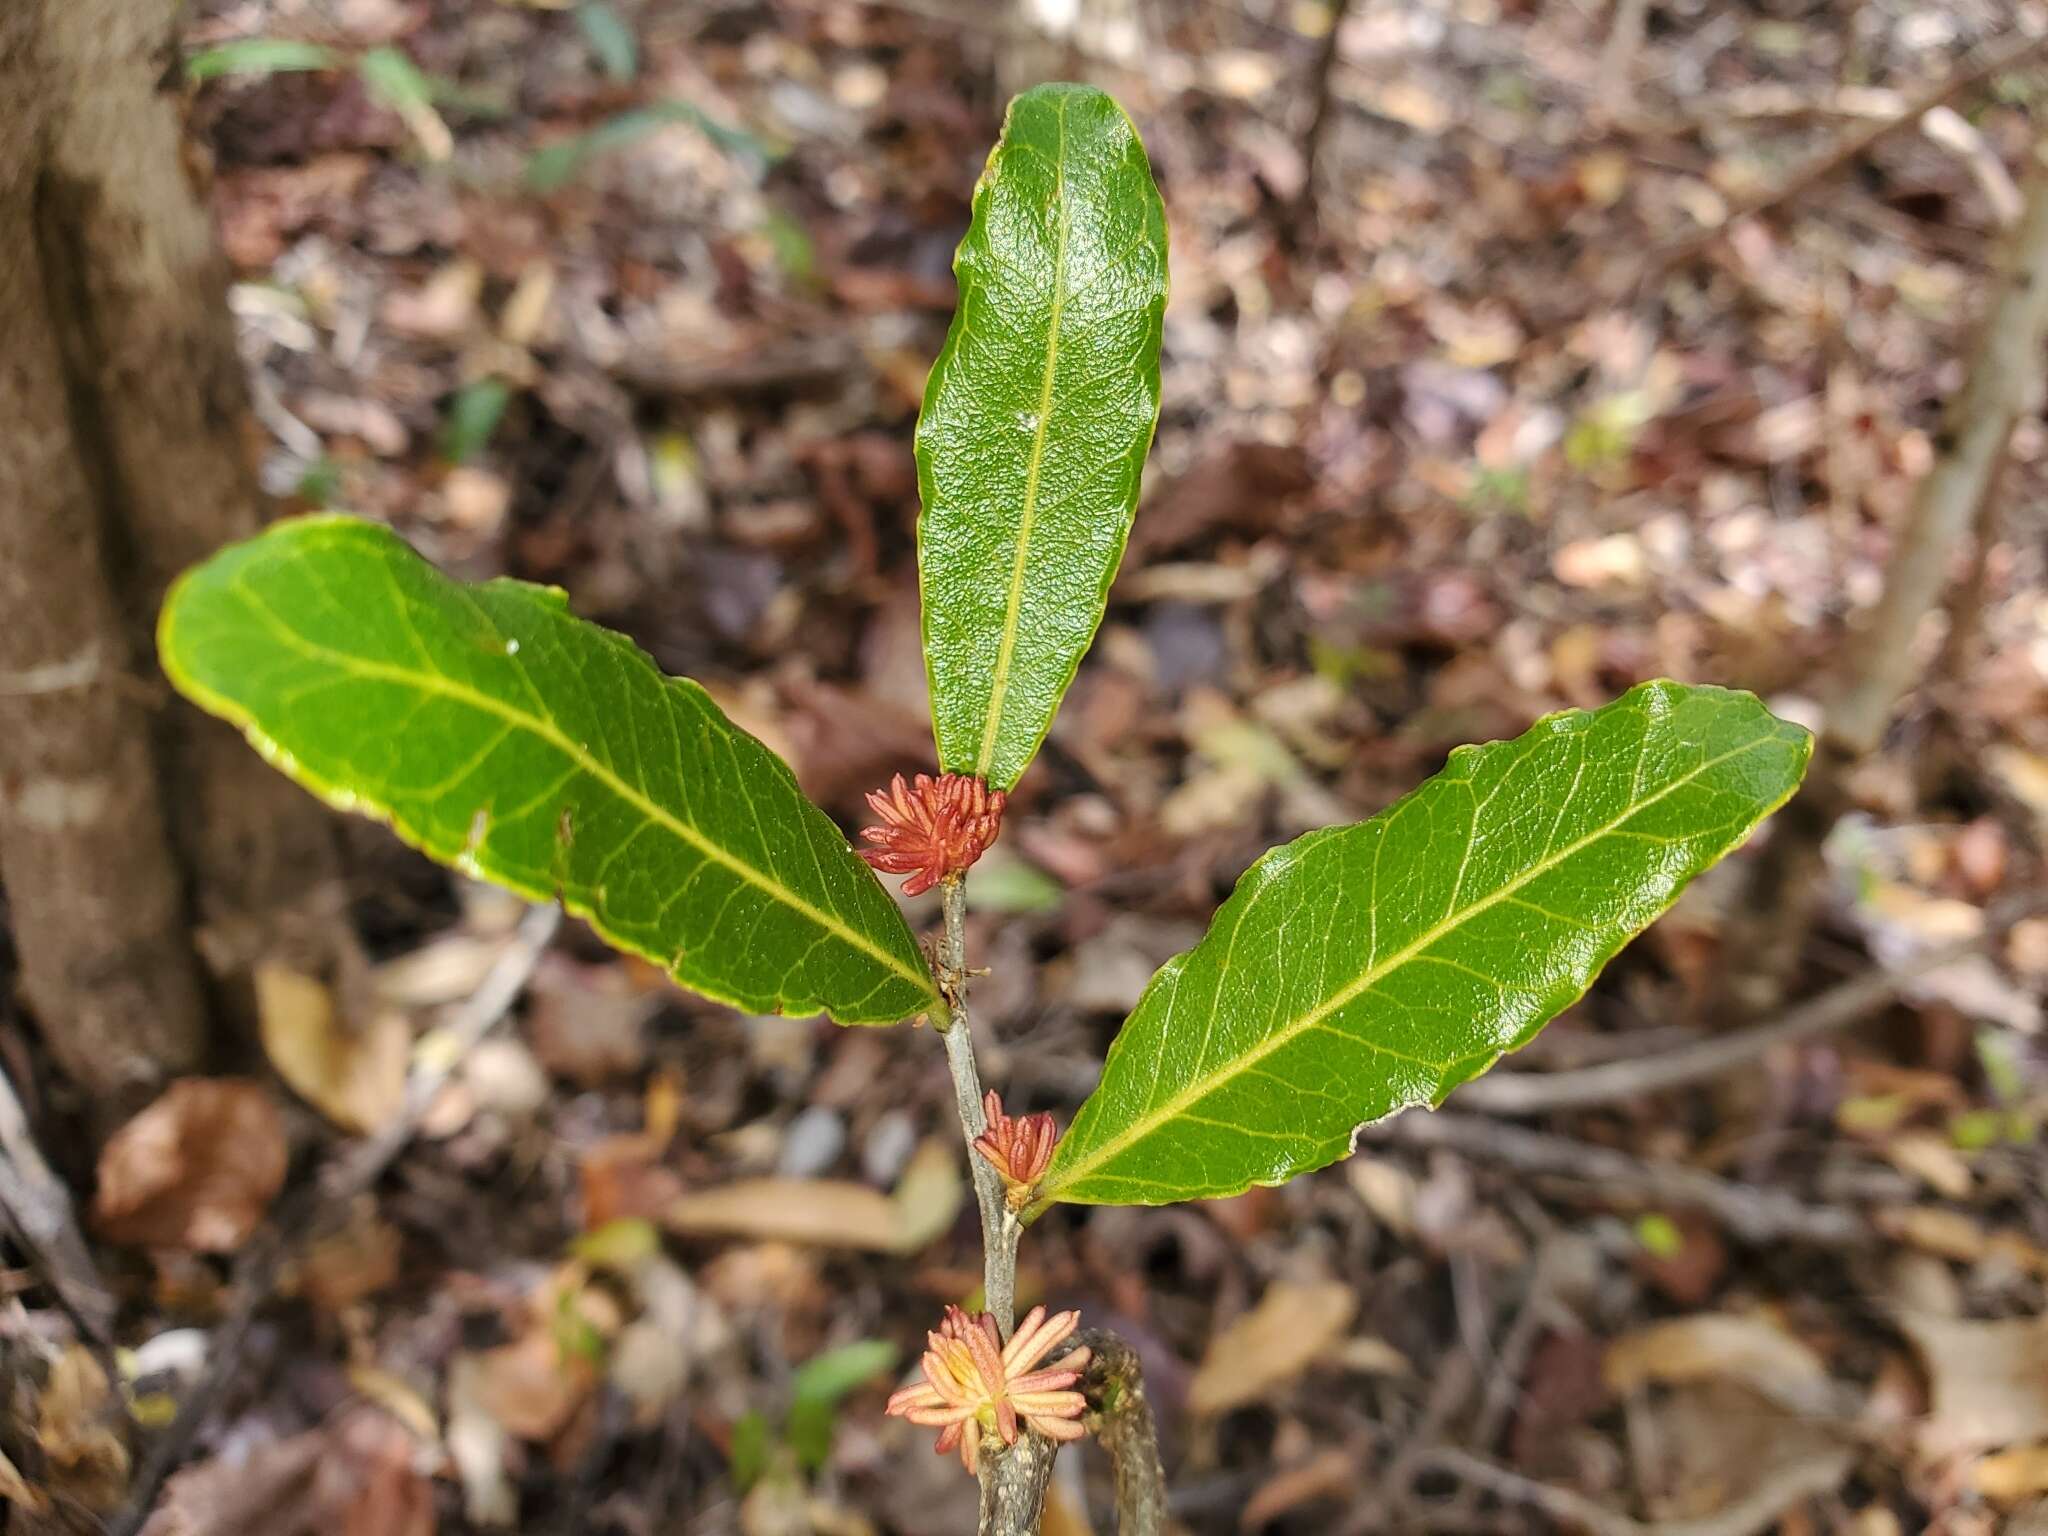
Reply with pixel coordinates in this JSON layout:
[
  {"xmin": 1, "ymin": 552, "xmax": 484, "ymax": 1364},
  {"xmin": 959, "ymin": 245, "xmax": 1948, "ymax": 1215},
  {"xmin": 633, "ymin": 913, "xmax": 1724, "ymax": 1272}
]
[
  {"xmin": 1975, "ymin": 1445, "xmax": 2048, "ymax": 1505},
  {"xmin": 36, "ymin": 1345, "xmax": 129, "ymax": 1512},
  {"xmin": 1188, "ymin": 1280, "xmax": 1356, "ymax": 1416},
  {"xmin": 1603, "ymin": 1312, "xmax": 1838, "ymax": 1416},
  {"xmin": 257, "ymin": 963, "xmax": 408, "ymax": 1135},
  {"xmin": 665, "ymin": 1178, "xmax": 908, "ymax": 1253},
  {"xmin": 93, "ymin": 1078, "xmax": 287, "ymax": 1253},
  {"xmin": 1899, "ymin": 1310, "xmax": 2048, "ymax": 1459},
  {"xmin": 662, "ymin": 1139, "xmax": 964, "ymax": 1254},
  {"xmin": 139, "ymin": 1407, "xmax": 433, "ymax": 1536}
]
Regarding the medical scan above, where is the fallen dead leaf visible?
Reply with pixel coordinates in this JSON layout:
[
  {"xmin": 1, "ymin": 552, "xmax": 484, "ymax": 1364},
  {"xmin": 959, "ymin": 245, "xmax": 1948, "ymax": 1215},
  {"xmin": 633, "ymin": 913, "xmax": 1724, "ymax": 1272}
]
[
  {"xmin": 1875, "ymin": 1206, "xmax": 2048, "ymax": 1277},
  {"xmin": 1189, "ymin": 1281, "xmax": 1356, "ymax": 1416},
  {"xmin": 0, "ymin": 1444, "xmax": 45, "ymax": 1513},
  {"xmin": 459, "ymin": 1327, "xmax": 600, "ymax": 1444},
  {"xmin": 1643, "ymin": 1380, "xmax": 1854, "ymax": 1531},
  {"xmin": 1975, "ymin": 1445, "xmax": 2048, "ymax": 1504},
  {"xmin": 445, "ymin": 1354, "xmax": 516, "ymax": 1526},
  {"xmin": 140, "ymin": 1407, "xmax": 433, "ymax": 1536},
  {"xmin": 664, "ymin": 1178, "xmax": 907, "ymax": 1252},
  {"xmin": 257, "ymin": 963, "xmax": 408, "ymax": 1135},
  {"xmin": 36, "ymin": 1345, "xmax": 128, "ymax": 1511},
  {"xmin": 1899, "ymin": 1310, "xmax": 2048, "ymax": 1458},
  {"xmin": 526, "ymin": 962, "xmax": 657, "ymax": 1086},
  {"xmin": 888, "ymin": 1136, "xmax": 966, "ymax": 1253},
  {"xmin": 1241, "ymin": 1446, "xmax": 1359, "ymax": 1529},
  {"xmin": 289, "ymin": 1203, "xmax": 403, "ymax": 1312},
  {"xmin": 1603, "ymin": 1312, "xmax": 1837, "ymax": 1416},
  {"xmin": 94, "ymin": 1078, "xmax": 287, "ymax": 1252}
]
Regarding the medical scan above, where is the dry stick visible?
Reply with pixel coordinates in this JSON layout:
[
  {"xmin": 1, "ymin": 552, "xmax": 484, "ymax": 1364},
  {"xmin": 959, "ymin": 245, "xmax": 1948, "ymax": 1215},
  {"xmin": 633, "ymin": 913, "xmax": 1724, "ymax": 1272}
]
[
  {"xmin": 1593, "ymin": 0, "xmax": 1652, "ymax": 126},
  {"xmin": 1828, "ymin": 143, "xmax": 2048, "ymax": 757},
  {"xmin": 108, "ymin": 903, "xmax": 562, "ymax": 1536},
  {"xmin": 1290, "ymin": 0, "xmax": 1356, "ymax": 244},
  {"xmin": 1078, "ymin": 1329, "xmax": 1168, "ymax": 1536},
  {"xmin": 1727, "ymin": 140, "xmax": 2048, "ymax": 1008},
  {"xmin": 0, "ymin": 1064, "xmax": 113, "ymax": 1341},
  {"xmin": 1643, "ymin": 31, "xmax": 2048, "ymax": 282},
  {"xmin": 1453, "ymin": 892, "xmax": 2045, "ymax": 1117},
  {"xmin": 1415, "ymin": 1443, "xmax": 1855, "ymax": 1536},
  {"xmin": 936, "ymin": 875, "xmax": 1040, "ymax": 1534},
  {"xmin": 1364, "ymin": 1113, "xmax": 1870, "ymax": 1248}
]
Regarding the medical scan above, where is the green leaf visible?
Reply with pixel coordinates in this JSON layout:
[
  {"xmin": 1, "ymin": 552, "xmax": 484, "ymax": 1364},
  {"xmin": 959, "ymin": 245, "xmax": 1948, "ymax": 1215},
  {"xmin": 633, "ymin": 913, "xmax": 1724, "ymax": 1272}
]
[
  {"xmin": 1037, "ymin": 683, "xmax": 1811, "ymax": 1208},
  {"xmin": 788, "ymin": 1338, "xmax": 898, "ymax": 1469},
  {"xmin": 575, "ymin": 0, "xmax": 638, "ymax": 81},
  {"xmin": 356, "ymin": 47, "xmax": 456, "ymax": 159},
  {"xmin": 441, "ymin": 378, "xmax": 512, "ymax": 465},
  {"xmin": 524, "ymin": 101, "xmax": 767, "ymax": 193},
  {"xmin": 917, "ymin": 83, "xmax": 1167, "ymax": 791},
  {"xmin": 356, "ymin": 45, "xmax": 433, "ymax": 110},
  {"xmin": 728, "ymin": 1411, "xmax": 771, "ymax": 1491},
  {"xmin": 158, "ymin": 515, "xmax": 940, "ymax": 1027},
  {"xmin": 185, "ymin": 38, "xmax": 339, "ymax": 81}
]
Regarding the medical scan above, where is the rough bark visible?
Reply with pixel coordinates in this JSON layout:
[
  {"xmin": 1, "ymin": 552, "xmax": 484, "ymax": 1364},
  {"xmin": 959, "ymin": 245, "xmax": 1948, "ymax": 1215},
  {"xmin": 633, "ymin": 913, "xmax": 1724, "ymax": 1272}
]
[
  {"xmin": 977, "ymin": 1432, "xmax": 1057, "ymax": 1536},
  {"xmin": 0, "ymin": 0, "xmax": 355, "ymax": 1097},
  {"xmin": 32, "ymin": 0, "xmax": 354, "ymax": 991},
  {"xmin": 1079, "ymin": 1330, "xmax": 1168, "ymax": 1536},
  {"xmin": 0, "ymin": 9, "xmax": 209, "ymax": 1102}
]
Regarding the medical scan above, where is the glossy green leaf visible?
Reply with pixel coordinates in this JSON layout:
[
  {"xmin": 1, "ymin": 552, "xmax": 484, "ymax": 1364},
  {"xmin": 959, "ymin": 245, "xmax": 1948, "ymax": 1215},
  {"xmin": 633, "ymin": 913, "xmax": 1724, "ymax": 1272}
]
[
  {"xmin": 185, "ymin": 38, "xmax": 339, "ymax": 81},
  {"xmin": 1037, "ymin": 682, "xmax": 1811, "ymax": 1208},
  {"xmin": 575, "ymin": 1, "xmax": 638, "ymax": 81},
  {"xmin": 917, "ymin": 83, "xmax": 1168, "ymax": 791},
  {"xmin": 159, "ymin": 515, "xmax": 939, "ymax": 1026},
  {"xmin": 789, "ymin": 1338, "xmax": 898, "ymax": 1470}
]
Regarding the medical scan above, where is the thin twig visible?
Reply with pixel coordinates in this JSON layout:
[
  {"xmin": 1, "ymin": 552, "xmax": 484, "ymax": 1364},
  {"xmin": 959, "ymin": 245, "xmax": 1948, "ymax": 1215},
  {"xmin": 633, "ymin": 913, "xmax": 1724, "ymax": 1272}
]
[
  {"xmin": 938, "ymin": 875, "xmax": 1019, "ymax": 1337},
  {"xmin": 1078, "ymin": 1329, "xmax": 1168, "ymax": 1536},
  {"xmin": 936, "ymin": 874, "xmax": 1042, "ymax": 1532},
  {"xmin": 1827, "ymin": 140, "xmax": 2048, "ymax": 756},
  {"xmin": 1290, "ymin": 0, "xmax": 1355, "ymax": 244},
  {"xmin": 0, "ymin": 1063, "xmax": 112, "ymax": 1340},
  {"xmin": 1644, "ymin": 31, "xmax": 2048, "ymax": 282},
  {"xmin": 108, "ymin": 903, "xmax": 561, "ymax": 1536},
  {"xmin": 1364, "ymin": 1114, "xmax": 1871, "ymax": 1248},
  {"xmin": 1414, "ymin": 1444, "xmax": 1855, "ymax": 1536},
  {"xmin": 1454, "ymin": 894, "xmax": 2045, "ymax": 1116}
]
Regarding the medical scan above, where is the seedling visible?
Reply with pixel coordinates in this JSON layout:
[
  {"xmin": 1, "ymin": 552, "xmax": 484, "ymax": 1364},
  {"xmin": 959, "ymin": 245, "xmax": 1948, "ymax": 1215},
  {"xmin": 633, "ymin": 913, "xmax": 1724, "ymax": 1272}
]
[{"xmin": 159, "ymin": 82, "xmax": 1810, "ymax": 1533}]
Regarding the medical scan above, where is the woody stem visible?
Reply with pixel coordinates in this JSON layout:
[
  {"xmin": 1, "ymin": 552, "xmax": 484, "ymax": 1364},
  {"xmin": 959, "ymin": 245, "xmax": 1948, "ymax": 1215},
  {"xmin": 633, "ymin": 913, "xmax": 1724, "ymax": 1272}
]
[{"xmin": 938, "ymin": 874, "xmax": 1020, "ymax": 1337}]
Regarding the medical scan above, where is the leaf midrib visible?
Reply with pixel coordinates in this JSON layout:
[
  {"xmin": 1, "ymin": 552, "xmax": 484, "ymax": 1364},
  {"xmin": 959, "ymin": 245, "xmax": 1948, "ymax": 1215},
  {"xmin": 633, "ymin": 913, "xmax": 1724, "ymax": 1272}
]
[
  {"xmin": 974, "ymin": 91, "xmax": 1072, "ymax": 781},
  {"xmin": 1040, "ymin": 726, "xmax": 1782, "ymax": 1198},
  {"xmin": 187, "ymin": 566, "xmax": 936, "ymax": 1003}
]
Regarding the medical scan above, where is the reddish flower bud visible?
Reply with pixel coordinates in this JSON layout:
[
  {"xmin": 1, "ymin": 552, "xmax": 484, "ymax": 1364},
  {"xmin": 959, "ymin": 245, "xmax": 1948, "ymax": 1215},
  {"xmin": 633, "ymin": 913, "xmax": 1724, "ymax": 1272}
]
[
  {"xmin": 857, "ymin": 772, "xmax": 1007, "ymax": 897},
  {"xmin": 973, "ymin": 1090, "xmax": 1057, "ymax": 1208}
]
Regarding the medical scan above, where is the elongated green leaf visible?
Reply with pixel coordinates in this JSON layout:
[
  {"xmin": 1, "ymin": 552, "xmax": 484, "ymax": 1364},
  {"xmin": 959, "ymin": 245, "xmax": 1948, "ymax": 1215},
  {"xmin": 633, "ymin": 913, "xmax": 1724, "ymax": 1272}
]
[
  {"xmin": 159, "ymin": 515, "xmax": 939, "ymax": 1026},
  {"xmin": 1037, "ymin": 682, "xmax": 1811, "ymax": 1208},
  {"xmin": 917, "ymin": 83, "xmax": 1168, "ymax": 791},
  {"xmin": 185, "ymin": 38, "xmax": 339, "ymax": 81}
]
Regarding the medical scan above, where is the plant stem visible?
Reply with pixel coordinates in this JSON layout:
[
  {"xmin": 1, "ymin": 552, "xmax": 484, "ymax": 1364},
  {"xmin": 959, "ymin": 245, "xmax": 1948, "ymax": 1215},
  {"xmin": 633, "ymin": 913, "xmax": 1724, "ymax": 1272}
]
[
  {"xmin": 978, "ymin": 1430, "xmax": 1058, "ymax": 1534},
  {"xmin": 938, "ymin": 874, "xmax": 1020, "ymax": 1336},
  {"xmin": 935, "ymin": 874, "xmax": 1040, "ymax": 1532},
  {"xmin": 1079, "ymin": 1329, "xmax": 1168, "ymax": 1536}
]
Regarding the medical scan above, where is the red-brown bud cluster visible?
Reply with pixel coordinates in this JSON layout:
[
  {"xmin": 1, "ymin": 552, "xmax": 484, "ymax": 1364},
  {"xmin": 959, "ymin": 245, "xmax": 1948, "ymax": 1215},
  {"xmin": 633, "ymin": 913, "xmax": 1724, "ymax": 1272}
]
[
  {"xmin": 972, "ymin": 1090, "xmax": 1057, "ymax": 1207},
  {"xmin": 857, "ymin": 772, "xmax": 1007, "ymax": 897}
]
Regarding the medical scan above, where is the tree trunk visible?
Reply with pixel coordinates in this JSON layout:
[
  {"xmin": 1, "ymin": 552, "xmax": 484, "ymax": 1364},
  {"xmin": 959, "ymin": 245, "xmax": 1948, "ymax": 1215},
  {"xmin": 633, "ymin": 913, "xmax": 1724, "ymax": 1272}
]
[
  {"xmin": 0, "ymin": 0, "xmax": 353, "ymax": 1104},
  {"xmin": 0, "ymin": 8, "xmax": 209, "ymax": 1103}
]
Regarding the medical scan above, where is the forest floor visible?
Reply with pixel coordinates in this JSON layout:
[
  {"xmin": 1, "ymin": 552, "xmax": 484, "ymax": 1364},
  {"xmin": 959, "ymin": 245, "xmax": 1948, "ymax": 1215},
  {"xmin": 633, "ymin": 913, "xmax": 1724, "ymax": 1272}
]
[{"xmin": 6, "ymin": 0, "xmax": 2048, "ymax": 1533}]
